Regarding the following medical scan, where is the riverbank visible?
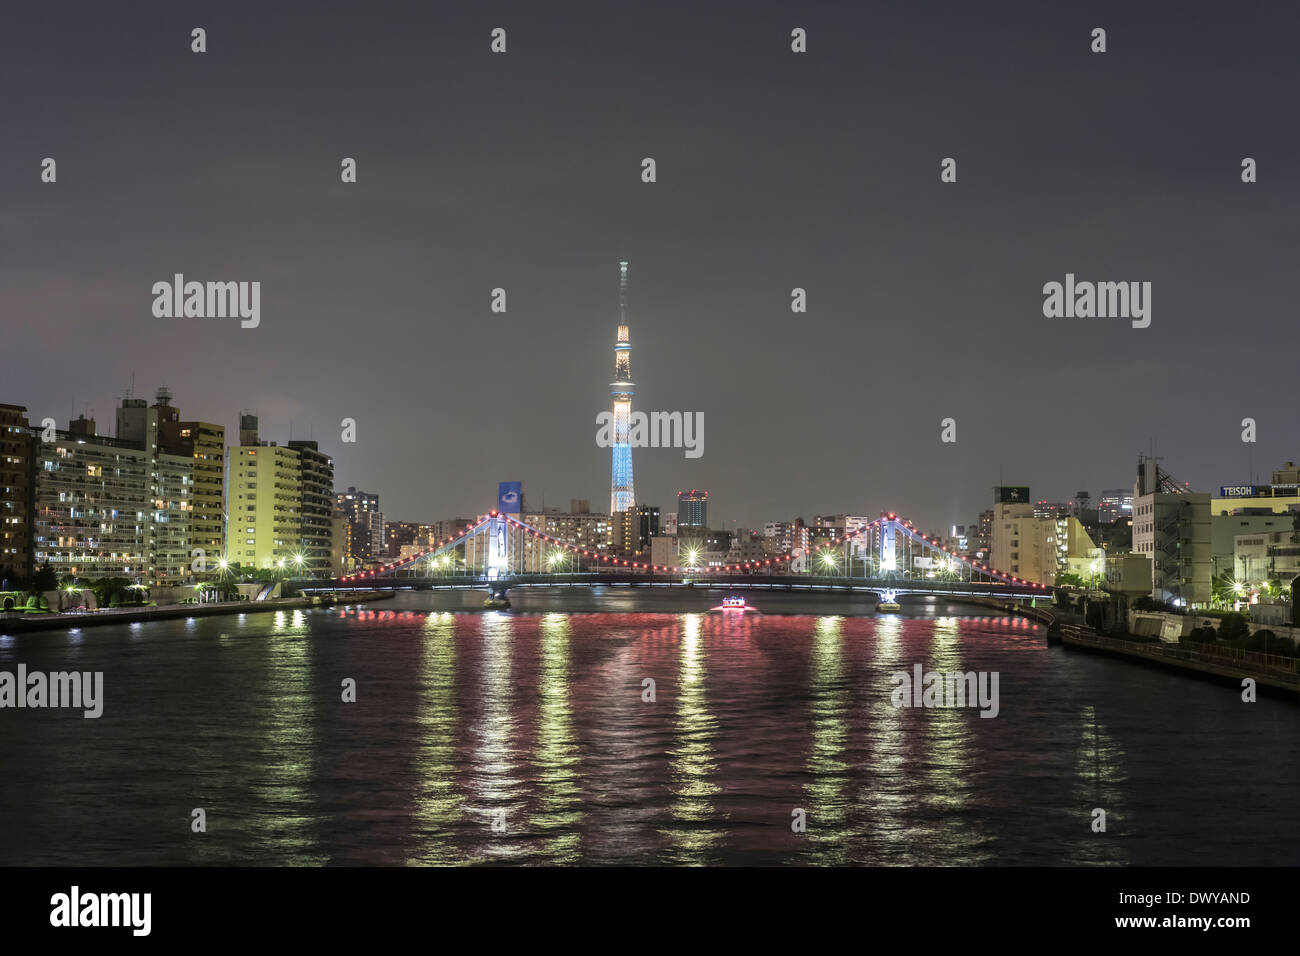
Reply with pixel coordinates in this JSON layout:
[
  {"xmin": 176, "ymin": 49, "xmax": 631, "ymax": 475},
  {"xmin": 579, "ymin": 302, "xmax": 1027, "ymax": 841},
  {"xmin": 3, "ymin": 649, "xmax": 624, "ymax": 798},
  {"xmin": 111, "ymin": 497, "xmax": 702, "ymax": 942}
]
[
  {"xmin": 965, "ymin": 596, "xmax": 1300, "ymax": 695},
  {"xmin": 0, "ymin": 590, "xmax": 394, "ymax": 634},
  {"xmin": 1060, "ymin": 627, "xmax": 1300, "ymax": 695}
]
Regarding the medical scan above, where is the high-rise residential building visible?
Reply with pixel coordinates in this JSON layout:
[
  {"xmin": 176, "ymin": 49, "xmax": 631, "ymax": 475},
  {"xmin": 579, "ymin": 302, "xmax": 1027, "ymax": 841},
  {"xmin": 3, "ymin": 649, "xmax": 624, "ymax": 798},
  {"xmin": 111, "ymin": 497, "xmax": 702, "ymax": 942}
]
[
  {"xmin": 288, "ymin": 440, "xmax": 335, "ymax": 576},
  {"xmin": 1131, "ymin": 456, "xmax": 1211, "ymax": 607},
  {"xmin": 115, "ymin": 397, "xmax": 151, "ymax": 446},
  {"xmin": 225, "ymin": 418, "xmax": 304, "ymax": 572},
  {"xmin": 676, "ymin": 490, "xmax": 708, "ymax": 529},
  {"xmin": 337, "ymin": 487, "xmax": 381, "ymax": 566},
  {"xmin": 613, "ymin": 504, "xmax": 658, "ymax": 558},
  {"xmin": 726, "ymin": 532, "xmax": 776, "ymax": 565},
  {"xmin": 521, "ymin": 509, "xmax": 612, "ymax": 554},
  {"xmin": 363, "ymin": 511, "xmax": 385, "ymax": 564},
  {"xmin": 33, "ymin": 408, "xmax": 194, "ymax": 586},
  {"xmin": 34, "ymin": 429, "xmax": 151, "ymax": 580},
  {"xmin": 148, "ymin": 455, "xmax": 194, "ymax": 587},
  {"xmin": 976, "ymin": 509, "xmax": 993, "ymax": 550},
  {"xmin": 151, "ymin": 390, "xmax": 225, "ymax": 566},
  {"xmin": 106, "ymin": 388, "xmax": 229, "ymax": 578},
  {"xmin": 0, "ymin": 403, "xmax": 37, "ymax": 582},
  {"xmin": 609, "ymin": 260, "xmax": 635, "ymax": 516},
  {"xmin": 990, "ymin": 501, "xmax": 1034, "ymax": 578},
  {"xmin": 382, "ymin": 520, "xmax": 423, "ymax": 559},
  {"xmin": 331, "ymin": 508, "xmax": 349, "ymax": 577},
  {"xmin": 763, "ymin": 521, "xmax": 786, "ymax": 548},
  {"xmin": 990, "ymin": 501, "xmax": 1098, "ymax": 585},
  {"xmin": 1097, "ymin": 488, "xmax": 1134, "ymax": 525},
  {"xmin": 431, "ymin": 516, "xmax": 477, "ymax": 544},
  {"xmin": 31, "ymin": 399, "xmax": 197, "ymax": 586},
  {"xmin": 223, "ymin": 424, "xmax": 336, "ymax": 575},
  {"xmin": 160, "ymin": 420, "xmax": 225, "ymax": 558}
]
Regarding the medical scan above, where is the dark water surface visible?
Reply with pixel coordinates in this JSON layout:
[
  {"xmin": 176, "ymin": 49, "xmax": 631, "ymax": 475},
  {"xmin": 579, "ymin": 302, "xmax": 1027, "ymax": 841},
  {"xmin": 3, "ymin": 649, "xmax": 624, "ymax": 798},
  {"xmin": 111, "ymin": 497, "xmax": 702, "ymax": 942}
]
[{"xmin": 1, "ymin": 590, "xmax": 1296, "ymax": 865}]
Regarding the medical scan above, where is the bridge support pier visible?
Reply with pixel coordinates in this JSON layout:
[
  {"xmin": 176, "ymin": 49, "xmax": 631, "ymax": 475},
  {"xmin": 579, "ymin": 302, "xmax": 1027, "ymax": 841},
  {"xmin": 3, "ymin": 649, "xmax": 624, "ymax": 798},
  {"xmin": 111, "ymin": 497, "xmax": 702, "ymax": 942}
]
[{"xmin": 484, "ymin": 584, "xmax": 511, "ymax": 609}]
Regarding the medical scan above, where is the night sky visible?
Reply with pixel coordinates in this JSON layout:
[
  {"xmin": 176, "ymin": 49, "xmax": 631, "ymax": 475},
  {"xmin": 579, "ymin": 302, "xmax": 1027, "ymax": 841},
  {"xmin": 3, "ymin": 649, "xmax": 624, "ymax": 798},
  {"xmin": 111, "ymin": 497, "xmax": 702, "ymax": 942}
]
[{"xmin": 4, "ymin": 0, "xmax": 1297, "ymax": 531}]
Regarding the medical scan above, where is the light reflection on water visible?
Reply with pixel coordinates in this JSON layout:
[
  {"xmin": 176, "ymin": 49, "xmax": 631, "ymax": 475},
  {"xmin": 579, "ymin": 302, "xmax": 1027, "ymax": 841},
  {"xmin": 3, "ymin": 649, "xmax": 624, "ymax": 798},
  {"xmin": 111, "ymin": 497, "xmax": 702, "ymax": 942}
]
[{"xmin": 0, "ymin": 595, "xmax": 1295, "ymax": 866}]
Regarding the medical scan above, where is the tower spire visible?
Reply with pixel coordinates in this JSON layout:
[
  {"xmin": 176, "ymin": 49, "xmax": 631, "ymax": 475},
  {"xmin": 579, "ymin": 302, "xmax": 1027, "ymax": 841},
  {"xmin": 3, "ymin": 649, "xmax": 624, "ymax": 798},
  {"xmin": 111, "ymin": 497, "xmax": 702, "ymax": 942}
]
[{"xmin": 619, "ymin": 260, "xmax": 629, "ymax": 326}]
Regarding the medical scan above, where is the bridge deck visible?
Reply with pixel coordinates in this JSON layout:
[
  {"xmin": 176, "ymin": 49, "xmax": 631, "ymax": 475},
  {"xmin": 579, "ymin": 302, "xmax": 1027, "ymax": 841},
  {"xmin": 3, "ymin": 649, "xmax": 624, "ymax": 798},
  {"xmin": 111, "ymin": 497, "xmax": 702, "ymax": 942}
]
[{"xmin": 302, "ymin": 572, "xmax": 1049, "ymax": 601}]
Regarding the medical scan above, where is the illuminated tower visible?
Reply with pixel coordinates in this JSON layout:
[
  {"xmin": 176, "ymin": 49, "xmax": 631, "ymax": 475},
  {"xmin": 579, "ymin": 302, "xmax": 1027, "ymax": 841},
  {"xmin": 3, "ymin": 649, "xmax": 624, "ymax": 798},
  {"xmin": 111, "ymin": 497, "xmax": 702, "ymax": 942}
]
[{"xmin": 610, "ymin": 261, "xmax": 635, "ymax": 516}]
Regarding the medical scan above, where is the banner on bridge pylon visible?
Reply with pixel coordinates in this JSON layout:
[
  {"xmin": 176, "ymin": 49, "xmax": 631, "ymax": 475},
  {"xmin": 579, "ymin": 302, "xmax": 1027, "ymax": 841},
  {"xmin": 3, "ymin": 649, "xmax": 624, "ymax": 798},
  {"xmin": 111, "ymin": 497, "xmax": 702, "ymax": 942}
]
[{"xmin": 498, "ymin": 481, "xmax": 522, "ymax": 515}]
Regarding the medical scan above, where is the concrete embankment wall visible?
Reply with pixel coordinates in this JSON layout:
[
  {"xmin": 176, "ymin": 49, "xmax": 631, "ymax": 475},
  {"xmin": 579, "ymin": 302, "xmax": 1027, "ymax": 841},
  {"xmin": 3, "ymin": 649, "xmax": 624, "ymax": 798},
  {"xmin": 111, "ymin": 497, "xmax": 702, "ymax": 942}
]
[
  {"xmin": 1061, "ymin": 629, "xmax": 1300, "ymax": 695},
  {"xmin": 0, "ymin": 590, "xmax": 393, "ymax": 634}
]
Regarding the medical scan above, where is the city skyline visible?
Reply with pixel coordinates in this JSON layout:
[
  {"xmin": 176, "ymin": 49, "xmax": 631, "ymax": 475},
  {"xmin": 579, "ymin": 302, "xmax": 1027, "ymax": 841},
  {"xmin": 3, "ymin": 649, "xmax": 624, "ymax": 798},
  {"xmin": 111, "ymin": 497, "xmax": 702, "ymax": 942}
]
[{"xmin": 4, "ymin": 0, "xmax": 1299, "ymax": 898}]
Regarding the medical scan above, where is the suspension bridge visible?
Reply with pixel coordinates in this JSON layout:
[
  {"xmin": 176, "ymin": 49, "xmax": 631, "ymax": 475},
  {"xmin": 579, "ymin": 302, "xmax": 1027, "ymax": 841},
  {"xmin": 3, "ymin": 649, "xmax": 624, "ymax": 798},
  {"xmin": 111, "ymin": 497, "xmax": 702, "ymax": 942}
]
[{"xmin": 299, "ymin": 511, "xmax": 1051, "ymax": 606}]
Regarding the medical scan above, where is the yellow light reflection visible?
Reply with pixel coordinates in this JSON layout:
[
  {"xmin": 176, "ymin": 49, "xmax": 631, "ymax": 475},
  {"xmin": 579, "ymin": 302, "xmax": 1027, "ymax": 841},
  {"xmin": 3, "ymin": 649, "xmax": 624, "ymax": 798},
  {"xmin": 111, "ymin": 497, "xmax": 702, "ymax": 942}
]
[
  {"xmin": 471, "ymin": 613, "xmax": 525, "ymax": 862},
  {"xmin": 663, "ymin": 613, "xmax": 723, "ymax": 863},
  {"xmin": 407, "ymin": 612, "xmax": 466, "ymax": 865},
  {"xmin": 244, "ymin": 612, "xmax": 322, "ymax": 863},
  {"xmin": 804, "ymin": 615, "xmax": 851, "ymax": 863},
  {"xmin": 527, "ymin": 613, "xmax": 583, "ymax": 863},
  {"xmin": 1068, "ymin": 702, "xmax": 1128, "ymax": 864}
]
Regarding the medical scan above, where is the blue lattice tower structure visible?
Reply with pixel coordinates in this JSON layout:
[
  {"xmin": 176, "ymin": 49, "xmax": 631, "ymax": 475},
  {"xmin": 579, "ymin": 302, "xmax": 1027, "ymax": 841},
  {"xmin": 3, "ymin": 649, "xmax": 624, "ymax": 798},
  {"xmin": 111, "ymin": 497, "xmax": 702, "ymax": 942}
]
[{"xmin": 609, "ymin": 260, "xmax": 636, "ymax": 516}]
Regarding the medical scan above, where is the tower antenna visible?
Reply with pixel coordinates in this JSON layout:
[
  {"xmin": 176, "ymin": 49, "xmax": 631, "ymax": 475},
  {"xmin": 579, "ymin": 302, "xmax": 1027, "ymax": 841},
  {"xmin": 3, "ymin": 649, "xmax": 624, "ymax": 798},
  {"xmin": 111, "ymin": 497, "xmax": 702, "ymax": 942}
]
[{"xmin": 619, "ymin": 259, "xmax": 629, "ymax": 325}]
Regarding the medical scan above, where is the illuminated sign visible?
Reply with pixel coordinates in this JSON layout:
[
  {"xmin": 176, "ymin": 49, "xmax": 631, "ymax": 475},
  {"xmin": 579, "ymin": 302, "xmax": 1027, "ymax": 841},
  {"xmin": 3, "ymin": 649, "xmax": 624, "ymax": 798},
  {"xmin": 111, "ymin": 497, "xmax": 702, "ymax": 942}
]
[
  {"xmin": 1218, "ymin": 486, "xmax": 1256, "ymax": 497},
  {"xmin": 498, "ymin": 481, "xmax": 522, "ymax": 515},
  {"xmin": 995, "ymin": 486, "xmax": 1030, "ymax": 504}
]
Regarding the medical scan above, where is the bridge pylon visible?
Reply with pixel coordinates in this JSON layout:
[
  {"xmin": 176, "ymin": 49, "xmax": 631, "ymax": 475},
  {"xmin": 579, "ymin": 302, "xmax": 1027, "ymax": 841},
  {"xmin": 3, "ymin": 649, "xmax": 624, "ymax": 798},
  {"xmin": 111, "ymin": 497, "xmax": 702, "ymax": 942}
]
[{"xmin": 880, "ymin": 512, "xmax": 898, "ymax": 576}]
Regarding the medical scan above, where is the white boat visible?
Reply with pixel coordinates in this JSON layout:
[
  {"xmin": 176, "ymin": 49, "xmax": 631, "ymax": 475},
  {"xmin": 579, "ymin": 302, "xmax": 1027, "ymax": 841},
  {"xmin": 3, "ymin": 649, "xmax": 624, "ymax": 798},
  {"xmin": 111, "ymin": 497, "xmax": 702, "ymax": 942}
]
[{"xmin": 713, "ymin": 595, "xmax": 753, "ymax": 612}]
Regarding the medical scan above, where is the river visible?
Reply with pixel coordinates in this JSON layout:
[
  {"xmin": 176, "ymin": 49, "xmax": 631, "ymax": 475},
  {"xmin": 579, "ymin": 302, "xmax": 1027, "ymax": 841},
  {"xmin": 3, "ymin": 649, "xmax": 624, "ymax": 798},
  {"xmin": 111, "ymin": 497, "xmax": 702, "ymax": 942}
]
[{"xmin": 1, "ymin": 589, "xmax": 1295, "ymax": 865}]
